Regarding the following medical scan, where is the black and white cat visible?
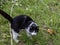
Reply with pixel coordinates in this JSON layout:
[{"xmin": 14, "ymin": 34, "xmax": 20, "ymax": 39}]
[{"xmin": 0, "ymin": 9, "xmax": 39, "ymax": 43}]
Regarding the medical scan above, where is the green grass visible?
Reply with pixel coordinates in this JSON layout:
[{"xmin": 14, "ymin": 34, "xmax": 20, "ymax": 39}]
[{"xmin": 0, "ymin": 0, "xmax": 60, "ymax": 45}]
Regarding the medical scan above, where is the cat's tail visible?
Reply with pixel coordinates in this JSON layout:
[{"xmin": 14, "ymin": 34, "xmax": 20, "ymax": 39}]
[{"xmin": 0, "ymin": 9, "xmax": 13, "ymax": 23}]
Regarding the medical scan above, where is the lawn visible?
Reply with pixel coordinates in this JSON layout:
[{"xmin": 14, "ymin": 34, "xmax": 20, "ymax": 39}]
[{"xmin": 0, "ymin": 0, "xmax": 60, "ymax": 45}]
